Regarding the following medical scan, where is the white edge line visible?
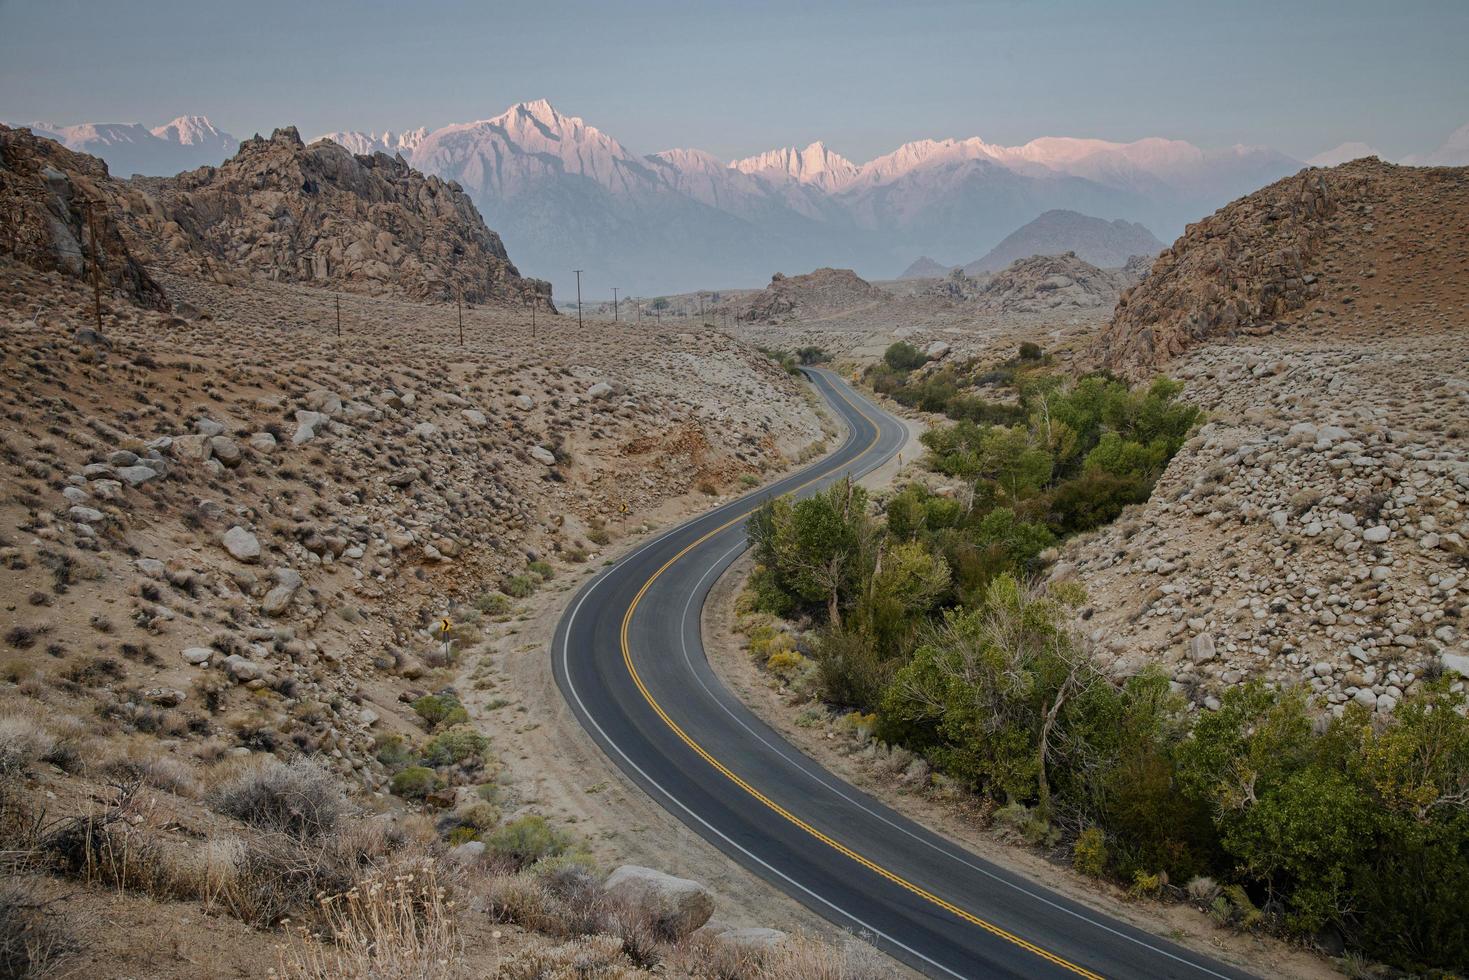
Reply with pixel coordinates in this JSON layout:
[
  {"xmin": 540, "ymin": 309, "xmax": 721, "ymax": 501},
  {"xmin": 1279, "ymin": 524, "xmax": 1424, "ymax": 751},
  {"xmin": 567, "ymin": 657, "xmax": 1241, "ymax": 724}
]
[
  {"xmin": 558, "ymin": 569, "xmax": 968, "ymax": 980},
  {"xmin": 683, "ymin": 374, "xmax": 1240, "ymax": 979}
]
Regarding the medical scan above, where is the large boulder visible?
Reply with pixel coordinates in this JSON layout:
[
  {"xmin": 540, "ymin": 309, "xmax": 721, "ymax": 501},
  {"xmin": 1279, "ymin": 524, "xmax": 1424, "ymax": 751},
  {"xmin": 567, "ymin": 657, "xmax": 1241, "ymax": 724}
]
[
  {"xmin": 603, "ymin": 865, "xmax": 714, "ymax": 938},
  {"xmin": 222, "ymin": 525, "xmax": 261, "ymax": 563}
]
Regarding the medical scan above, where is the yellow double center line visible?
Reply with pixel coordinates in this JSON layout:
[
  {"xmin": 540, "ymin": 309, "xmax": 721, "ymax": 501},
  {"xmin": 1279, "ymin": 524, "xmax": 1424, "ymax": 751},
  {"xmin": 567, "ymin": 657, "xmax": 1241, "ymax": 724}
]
[{"xmin": 617, "ymin": 374, "xmax": 1102, "ymax": 980}]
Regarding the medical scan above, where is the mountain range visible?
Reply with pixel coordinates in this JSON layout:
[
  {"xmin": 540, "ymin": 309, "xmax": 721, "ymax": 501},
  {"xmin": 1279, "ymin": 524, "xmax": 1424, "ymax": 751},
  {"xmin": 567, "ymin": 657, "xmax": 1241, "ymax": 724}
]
[
  {"xmin": 13, "ymin": 104, "xmax": 1469, "ymax": 298},
  {"xmin": 11, "ymin": 115, "xmax": 238, "ymax": 178}
]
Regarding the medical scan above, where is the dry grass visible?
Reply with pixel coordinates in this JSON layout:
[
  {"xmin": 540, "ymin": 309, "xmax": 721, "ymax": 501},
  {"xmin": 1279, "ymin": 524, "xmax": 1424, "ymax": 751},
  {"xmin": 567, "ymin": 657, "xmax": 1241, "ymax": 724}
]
[
  {"xmin": 272, "ymin": 860, "xmax": 460, "ymax": 980},
  {"xmin": 0, "ymin": 878, "xmax": 81, "ymax": 979},
  {"xmin": 0, "ymin": 712, "xmax": 55, "ymax": 775}
]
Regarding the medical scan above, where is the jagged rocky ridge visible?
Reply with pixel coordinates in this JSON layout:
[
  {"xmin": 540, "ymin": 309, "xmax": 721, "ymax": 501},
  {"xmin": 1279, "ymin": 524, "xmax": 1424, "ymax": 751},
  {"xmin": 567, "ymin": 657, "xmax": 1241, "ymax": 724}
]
[
  {"xmin": 0, "ymin": 123, "xmax": 168, "ymax": 310},
  {"xmin": 123, "ymin": 127, "xmax": 553, "ymax": 308}
]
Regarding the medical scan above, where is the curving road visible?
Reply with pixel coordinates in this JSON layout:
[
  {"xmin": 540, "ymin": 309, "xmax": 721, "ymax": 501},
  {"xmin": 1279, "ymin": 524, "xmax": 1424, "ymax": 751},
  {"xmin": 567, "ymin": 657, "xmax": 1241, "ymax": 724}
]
[{"xmin": 553, "ymin": 368, "xmax": 1253, "ymax": 980}]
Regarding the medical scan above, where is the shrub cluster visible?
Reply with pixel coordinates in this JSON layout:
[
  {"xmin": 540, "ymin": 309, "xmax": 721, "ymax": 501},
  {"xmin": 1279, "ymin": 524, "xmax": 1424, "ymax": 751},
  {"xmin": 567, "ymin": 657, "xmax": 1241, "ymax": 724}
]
[{"xmin": 746, "ymin": 358, "xmax": 1469, "ymax": 970}]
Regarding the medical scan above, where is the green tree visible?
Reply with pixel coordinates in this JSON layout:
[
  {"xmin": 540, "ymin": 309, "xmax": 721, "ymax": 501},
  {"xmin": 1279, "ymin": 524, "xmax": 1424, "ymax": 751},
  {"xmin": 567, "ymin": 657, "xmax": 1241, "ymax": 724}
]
[{"xmin": 883, "ymin": 341, "xmax": 929, "ymax": 372}]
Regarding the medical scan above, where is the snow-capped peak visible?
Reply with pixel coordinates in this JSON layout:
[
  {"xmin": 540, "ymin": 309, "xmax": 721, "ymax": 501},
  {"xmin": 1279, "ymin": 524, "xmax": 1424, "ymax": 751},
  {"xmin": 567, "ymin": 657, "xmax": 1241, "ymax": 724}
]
[
  {"xmin": 151, "ymin": 114, "xmax": 229, "ymax": 146},
  {"xmin": 731, "ymin": 141, "xmax": 858, "ymax": 191},
  {"xmin": 318, "ymin": 128, "xmax": 428, "ymax": 158}
]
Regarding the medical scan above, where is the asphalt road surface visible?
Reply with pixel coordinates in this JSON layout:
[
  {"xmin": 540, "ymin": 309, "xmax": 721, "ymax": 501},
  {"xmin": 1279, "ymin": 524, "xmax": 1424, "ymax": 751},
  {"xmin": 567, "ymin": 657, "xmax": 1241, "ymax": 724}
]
[{"xmin": 554, "ymin": 367, "xmax": 1255, "ymax": 980}]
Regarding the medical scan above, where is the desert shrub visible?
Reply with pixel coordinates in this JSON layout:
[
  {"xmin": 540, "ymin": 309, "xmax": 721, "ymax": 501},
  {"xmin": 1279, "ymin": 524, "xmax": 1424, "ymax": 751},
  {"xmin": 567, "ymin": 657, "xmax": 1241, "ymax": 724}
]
[
  {"xmin": 502, "ymin": 575, "xmax": 537, "ymax": 599},
  {"xmin": 1017, "ymin": 341, "xmax": 1044, "ymax": 361},
  {"xmin": 1073, "ymin": 827, "xmax": 1107, "ymax": 877},
  {"xmin": 473, "ymin": 592, "xmax": 512, "ymax": 616},
  {"xmin": 421, "ymin": 727, "xmax": 490, "ymax": 768},
  {"xmin": 765, "ymin": 649, "xmax": 809, "ymax": 684},
  {"xmin": 811, "ymin": 626, "xmax": 890, "ymax": 710},
  {"xmin": 487, "ymin": 815, "xmax": 572, "ymax": 870},
  {"xmin": 456, "ymin": 801, "xmax": 500, "ymax": 832},
  {"xmin": 1127, "ymin": 869, "xmax": 1164, "ymax": 899},
  {"xmin": 0, "ymin": 714, "xmax": 54, "ymax": 776},
  {"xmin": 374, "ymin": 733, "xmax": 416, "ymax": 770},
  {"xmin": 412, "ymin": 693, "xmax": 469, "ymax": 730},
  {"xmin": 527, "ymin": 560, "xmax": 555, "ymax": 581},
  {"xmin": 213, "ymin": 759, "xmax": 345, "ymax": 840},
  {"xmin": 495, "ymin": 934, "xmax": 637, "ymax": 980},
  {"xmin": 390, "ymin": 766, "xmax": 442, "ymax": 801},
  {"xmin": 1185, "ymin": 876, "xmax": 1220, "ymax": 905}
]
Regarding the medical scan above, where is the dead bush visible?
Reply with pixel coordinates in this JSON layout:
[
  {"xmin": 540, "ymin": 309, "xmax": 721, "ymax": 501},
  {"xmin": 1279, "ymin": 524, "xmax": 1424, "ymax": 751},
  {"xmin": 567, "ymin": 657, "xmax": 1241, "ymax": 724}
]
[
  {"xmin": 212, "ymin": 758, "xmax": 346, "ymax": 840},
  {"xmin": 273, "ymin": 859, "xmax": 459, "ymax": 979},
  {"xmin": 496, "ymin": 934, "xmax": 647, "ymax": 980}
]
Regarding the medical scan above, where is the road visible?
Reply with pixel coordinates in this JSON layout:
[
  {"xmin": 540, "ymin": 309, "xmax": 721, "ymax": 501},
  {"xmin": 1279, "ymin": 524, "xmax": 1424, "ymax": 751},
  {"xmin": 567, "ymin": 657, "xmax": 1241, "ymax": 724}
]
[{"xmin": 553, "ymin": 367, "xmax": 1253, "ymax": 979}]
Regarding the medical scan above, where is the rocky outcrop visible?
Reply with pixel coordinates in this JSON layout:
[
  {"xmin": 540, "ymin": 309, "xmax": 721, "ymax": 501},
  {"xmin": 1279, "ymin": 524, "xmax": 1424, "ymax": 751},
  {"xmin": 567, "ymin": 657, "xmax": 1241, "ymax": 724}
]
[
  {"xmin": 962, "ymin": 209, "xmax": 1163, "ymax": 275},
  {"xmin": 972, "ymin": 252, "xmax": 1123, "ymax": 313},
  {"xmin": 123, "ymin": 127, "xmax": 554, "ymax": 308},
  {"xmin": 732, "ymin": 267, "xmax": 887, "ymax": 324},
  {"xmin": 1098, "ymin": 158, "xmax": 1469, "ymax": 378},
  {"xmin": 0, "ymin": 124, "xmax": 168, "ymax": 309}
]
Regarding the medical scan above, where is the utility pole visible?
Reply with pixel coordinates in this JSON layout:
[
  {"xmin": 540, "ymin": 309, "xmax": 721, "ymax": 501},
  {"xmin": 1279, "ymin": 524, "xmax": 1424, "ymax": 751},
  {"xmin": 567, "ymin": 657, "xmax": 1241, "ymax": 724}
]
[
  {"xmin": 335, "ymin": 293, "xmax": 341, "ymax": 338},
  {"xmin": 457, "ymin": 291, "xmax": 464, "ymax": 346},
  {"xmin": 82, "ymin": 200, "xmax": 102, "ymax": 333},
  {"xmin": 636, "ymin": 299, "xmax": 641, "ymax": 325},
  {"xmin": 574, "ymin": 270, "xmax": 583, "ymax": 329},
  {"xmin": 529, "ymin": 297, "xmax": 536, "ymax": 340},
  {"xmin": 612, "ymin": 287, "xmax": 619, "ymax": 322}
]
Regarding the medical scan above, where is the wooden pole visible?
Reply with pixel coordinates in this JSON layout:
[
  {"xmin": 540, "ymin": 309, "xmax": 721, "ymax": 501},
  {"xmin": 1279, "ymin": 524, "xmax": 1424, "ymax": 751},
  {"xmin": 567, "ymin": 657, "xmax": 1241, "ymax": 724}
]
[
  {"xmin": 335, "ymin": 293, "xmax": 341, "ymax": 338},
  {"xmin": 457, "ymin": 291, "xmax": 464, "ymax": 346}
]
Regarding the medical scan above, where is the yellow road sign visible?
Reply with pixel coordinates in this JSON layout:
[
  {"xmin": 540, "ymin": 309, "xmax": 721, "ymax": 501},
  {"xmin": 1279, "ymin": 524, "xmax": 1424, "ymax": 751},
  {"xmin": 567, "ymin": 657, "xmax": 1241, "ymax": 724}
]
[{"xmin": 438, "ymin": 618, "xmax": 452, "ymax": 635}]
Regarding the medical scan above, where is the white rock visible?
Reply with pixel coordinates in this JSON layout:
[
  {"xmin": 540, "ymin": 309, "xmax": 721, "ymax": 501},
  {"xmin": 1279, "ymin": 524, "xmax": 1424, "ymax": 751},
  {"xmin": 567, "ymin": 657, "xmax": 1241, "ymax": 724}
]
[
  {"xmin": 1187, "ymin": 634, "xmax": 1216, "ymax": 663},
  {"xmin": 181, "ymin": 646, "xmax": 213, "ymax": 665},
  {"xmin": 603, "ymin": 866, "xmax": 714, "ymax": 939},
  {"xmin": 529, "ymin": 445, "xmax": 557, "ymax": 466},
  {"xmin": 222, "ymin": 525, "xmax": 261, "ymax": 563},
  {"xmin": 116, "ymin": 465, "xmax": 160, "ymax": 486},
  {"xmin": 1362, "ymin": 525, "xmax": 1391, "ymax": 544}
]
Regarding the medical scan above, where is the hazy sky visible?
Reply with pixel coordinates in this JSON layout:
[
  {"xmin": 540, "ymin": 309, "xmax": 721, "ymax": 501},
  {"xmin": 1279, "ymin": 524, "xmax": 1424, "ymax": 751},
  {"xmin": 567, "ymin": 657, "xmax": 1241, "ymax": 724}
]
[{"xmin": 2, "ymin": 0, "xmax": 1465, "ymax": 162}]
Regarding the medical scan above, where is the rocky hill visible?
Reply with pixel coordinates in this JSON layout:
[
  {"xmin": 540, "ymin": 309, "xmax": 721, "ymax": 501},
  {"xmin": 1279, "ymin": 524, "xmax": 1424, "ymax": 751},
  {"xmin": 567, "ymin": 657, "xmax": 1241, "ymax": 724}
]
[
  {"xmin": 731, "ymin": 267, "xmax": 888, "ymax": 323},
  {"xmin": 1098, "ymin": 158, "xmax": 1469, "ymax": 377},
  {"xmin": 0, "ymin": 252, "xmax": 836, "ymax": 975},
  {"xmin": 973, "ymin": 251, "xmax": 1124, "ymax": 313},
  {"xmin": 899, "ymin": 255, "xmax": 952, "ymax": 279},
  {"xmin": 122, "ymin": 127, "xmax": 553, "ymax": 307},
  {"xmin": 0, "ymin": 124, "xmax": 168, "ymax": 309},
  {"xmin": 962, "ymin": 209, "xmax": 1163, "ymax": 274}
]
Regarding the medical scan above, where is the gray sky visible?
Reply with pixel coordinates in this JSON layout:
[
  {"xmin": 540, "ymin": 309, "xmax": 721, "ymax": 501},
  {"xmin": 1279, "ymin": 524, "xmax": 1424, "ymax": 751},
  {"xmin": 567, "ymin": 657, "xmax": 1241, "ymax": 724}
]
[{"xmin": 2, "ymin": 0, "xmax": 1465, "ymax": 162}]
